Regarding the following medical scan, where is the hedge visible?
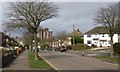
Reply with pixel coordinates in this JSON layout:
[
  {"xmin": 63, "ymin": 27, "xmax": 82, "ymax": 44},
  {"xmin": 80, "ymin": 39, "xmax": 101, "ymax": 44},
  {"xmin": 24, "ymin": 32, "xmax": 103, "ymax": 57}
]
[
  {"xmin": 72, "ymin": 44, "xmax": 90, "ymax": 50},
  {"xmin": 113, "ymin": 43, "xmax": 120, "ymax": 54}
]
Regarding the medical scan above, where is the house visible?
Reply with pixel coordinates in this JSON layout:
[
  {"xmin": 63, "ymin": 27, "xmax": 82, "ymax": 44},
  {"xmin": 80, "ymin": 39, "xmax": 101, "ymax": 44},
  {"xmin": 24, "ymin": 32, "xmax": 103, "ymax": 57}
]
[
  {"xmin": 84, "ymin": 27, "xmax": 118, "ymax": 47},
  {"xmin": 67, "ymin": 29, "xmax": 83, "ymax": 45},
  {"xmin": 0, "ymin": 31, "xmax": 19, "ymax": 48}
]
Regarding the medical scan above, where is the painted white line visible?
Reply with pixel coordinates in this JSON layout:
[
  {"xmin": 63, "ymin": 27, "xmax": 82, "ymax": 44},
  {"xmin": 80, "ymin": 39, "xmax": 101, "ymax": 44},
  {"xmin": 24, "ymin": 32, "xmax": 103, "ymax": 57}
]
[{"xmin": 38, "ymin": 54, "xmax": 58, "ymax": 70}]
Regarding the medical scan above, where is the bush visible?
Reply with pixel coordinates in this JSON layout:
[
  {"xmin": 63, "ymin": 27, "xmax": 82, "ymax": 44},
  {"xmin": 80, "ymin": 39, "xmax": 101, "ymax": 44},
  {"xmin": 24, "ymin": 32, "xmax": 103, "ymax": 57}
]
[
  {"xmin": 113, "ymin": 43, "xmax": 120, "ymax": 54},
  {"xmin": 92, "ymin": 44, "xmax": 97, "ymax": 48},
  {"xmin": 2, "ymin": 53, "xmax": 14, "ymax": 68},
  {"xmin": 71, "ymin": 36, "xmax": 84, "ymax": 44},
  {"xmin": 2, "ymin": 48, "xmax": 13, "ymax": 56},
  {"xmin": 72, "ymin": 44, "xmax": 89, "ymax": 50}
]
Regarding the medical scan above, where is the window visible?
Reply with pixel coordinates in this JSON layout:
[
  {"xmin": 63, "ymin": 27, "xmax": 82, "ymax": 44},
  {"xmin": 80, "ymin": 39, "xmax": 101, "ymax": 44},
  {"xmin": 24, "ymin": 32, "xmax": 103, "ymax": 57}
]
[
  {"xmin": 108, "ymin": 41, "xmax": 111, "ymax": 44},
  {"xmin": 87, "ymin": 34, "xmax": 91, "ymax": 37},
  {"xmin": 94, "ymin": 42, "xmax": 98, "ymax": 44},
  {"xmin": 95, "ymin": 34, "xmax": 97, "ymax": 36},
  {"xmin": 93, "ymin": 38, "xmax": 98, "ymax": 40},
  {"xmin": 87, "ymin": 41, "xmax": 91, "ymax": 44},
  {"xmin": 102, "ymin": 34, "xmax": 104, "ymax": 37}
]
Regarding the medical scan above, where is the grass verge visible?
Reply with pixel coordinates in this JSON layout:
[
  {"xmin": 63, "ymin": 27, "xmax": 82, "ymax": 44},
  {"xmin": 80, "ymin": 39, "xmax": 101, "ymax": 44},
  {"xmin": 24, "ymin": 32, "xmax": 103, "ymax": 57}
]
[
  {"xmin": 28, "ymin": 51, "xmax": 52, "ymax": 69},
  {"xmin": 95, "ymin": 56, "xmax": 120, "ymax": 62}
]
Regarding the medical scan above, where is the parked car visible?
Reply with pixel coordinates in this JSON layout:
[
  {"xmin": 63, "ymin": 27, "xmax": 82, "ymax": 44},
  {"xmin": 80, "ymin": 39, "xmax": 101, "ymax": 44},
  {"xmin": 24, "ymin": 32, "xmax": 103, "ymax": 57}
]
[
  {"xmin": 59, "ymin": 46, "xmax": 67, "ymax": 52},
  {"xmin": 47, "ymin": 48, "xmax": 52, "ymax": 51},
  {"xmin": 55, "ymin": 47, "xmax": 60, "ymax": 51},
  {"xmin": 66, "ymin": 45, "xmax": 72, "ymax": 50}
]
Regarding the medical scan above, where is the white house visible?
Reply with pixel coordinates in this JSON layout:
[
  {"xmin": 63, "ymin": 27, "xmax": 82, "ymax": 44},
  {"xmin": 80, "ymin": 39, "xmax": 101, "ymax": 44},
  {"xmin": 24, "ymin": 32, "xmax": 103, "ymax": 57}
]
[{"xmin": 84, "ymin": 27, "xmax": 118, "ymax": 47}]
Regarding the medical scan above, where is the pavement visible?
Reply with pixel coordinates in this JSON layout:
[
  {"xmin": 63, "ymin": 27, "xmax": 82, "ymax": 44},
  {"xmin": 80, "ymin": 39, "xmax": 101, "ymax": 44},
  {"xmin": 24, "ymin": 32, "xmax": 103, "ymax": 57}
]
[
  {"xmin": 2, "ymin": 50, "xmax": 46, "ymax": 70},
  {"xmin": 2, "ymin": 50, "xmax": 31, "ymax": 70},
  {"xmin": 38, "ymin": 50, "xmax": 119, "ymax": 70}
]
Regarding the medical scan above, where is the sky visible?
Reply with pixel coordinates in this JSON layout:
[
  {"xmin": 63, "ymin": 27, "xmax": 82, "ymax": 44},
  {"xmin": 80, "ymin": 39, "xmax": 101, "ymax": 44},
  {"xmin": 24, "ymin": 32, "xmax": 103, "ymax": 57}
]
[{"xmin": 0, "ymin": 0, "xmax": 119, "ymax": 37}]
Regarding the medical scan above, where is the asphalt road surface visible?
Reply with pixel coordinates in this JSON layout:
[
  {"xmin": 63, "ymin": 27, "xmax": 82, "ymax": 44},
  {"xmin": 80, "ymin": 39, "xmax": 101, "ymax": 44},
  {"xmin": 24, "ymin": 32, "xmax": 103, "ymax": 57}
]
[{"xmin": 38, "ymin": 50, "xmax": 118, "ymax": 70}]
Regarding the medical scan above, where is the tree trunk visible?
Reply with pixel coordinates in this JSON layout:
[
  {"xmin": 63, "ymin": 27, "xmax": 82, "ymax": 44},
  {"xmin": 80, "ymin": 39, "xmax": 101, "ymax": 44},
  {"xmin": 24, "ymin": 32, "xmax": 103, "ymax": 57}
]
[
  {"xmin": 61, "ymin": 42, "xmax": 62, "ymax": 46},
  {"xmin": 34, "ymin": 31, "xmax": 38, "ymax": 60},
  {"xmin": 73, "ymin": 36, "xmax": 75, "ymax": 45},
  {"xmin": 118, "ymin": 34, "xmax": 120, "ymax": 43},
  {"xmin": 110, "ymin": 35, "xmax": 114, "ymax": 58}
]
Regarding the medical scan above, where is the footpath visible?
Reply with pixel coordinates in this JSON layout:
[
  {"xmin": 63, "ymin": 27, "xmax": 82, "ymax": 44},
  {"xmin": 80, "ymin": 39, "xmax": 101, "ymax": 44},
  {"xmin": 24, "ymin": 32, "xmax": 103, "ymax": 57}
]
[{"xmin": 2, "ymin": 50, "xmax": 30, "ymax": 70}]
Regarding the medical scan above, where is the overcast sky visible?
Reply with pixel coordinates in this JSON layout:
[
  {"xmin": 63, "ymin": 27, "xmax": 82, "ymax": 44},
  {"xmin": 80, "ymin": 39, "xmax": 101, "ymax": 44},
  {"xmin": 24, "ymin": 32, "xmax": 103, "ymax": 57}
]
[{"xmin": 0, "ymin": 1, "xmax": 119, "ymax": 37}]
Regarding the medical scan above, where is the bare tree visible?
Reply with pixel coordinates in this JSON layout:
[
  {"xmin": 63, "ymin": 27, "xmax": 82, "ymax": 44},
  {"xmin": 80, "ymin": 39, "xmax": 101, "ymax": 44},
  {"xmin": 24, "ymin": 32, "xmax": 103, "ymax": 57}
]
[
  {"xmin": 4, "ymin": 2, "xmax": 58, "ymax": 60},
  {"xmin": 56, "ymin": 31, "xmax": 68, "ymax": 46},
  {"xmin": 118, "ymin": 2, "xmax": 120, "ymax": 43},
  {"xmin": 94, "ymin": 3, "xmax": 119, "ymax": 57},
  {"xmin": 22, "ymin": 32, "xmax": 34, "ymax": 48}
]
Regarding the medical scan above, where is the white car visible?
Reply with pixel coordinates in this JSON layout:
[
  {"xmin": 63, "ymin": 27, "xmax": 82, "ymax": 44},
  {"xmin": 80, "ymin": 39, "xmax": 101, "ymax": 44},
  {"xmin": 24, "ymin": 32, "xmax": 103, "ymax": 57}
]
[
  {"xmin": 0, "ymin": 46, "xmax": 3, "ymax": 49},
  {"xmin": 14, "ymin": 46, "xmax": 19, "ymax": 49}
]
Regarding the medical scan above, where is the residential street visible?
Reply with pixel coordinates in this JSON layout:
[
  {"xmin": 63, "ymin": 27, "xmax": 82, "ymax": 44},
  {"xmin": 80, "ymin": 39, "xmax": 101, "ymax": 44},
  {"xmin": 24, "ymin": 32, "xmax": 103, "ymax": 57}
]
[{"xmin": 38, "ymin": 50, "xmax": 118, "ymax": 70}]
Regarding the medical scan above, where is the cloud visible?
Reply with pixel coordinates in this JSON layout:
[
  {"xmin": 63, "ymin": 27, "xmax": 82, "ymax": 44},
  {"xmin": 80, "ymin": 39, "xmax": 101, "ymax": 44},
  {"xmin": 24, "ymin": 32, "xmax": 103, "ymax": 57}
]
[
  {"xmin": 1, "ymin": 2, "xmax": 116, "ymax": 37},
  {"xmin": 41, "ymin": 2, "xmax": 114, "ymax": 35}
]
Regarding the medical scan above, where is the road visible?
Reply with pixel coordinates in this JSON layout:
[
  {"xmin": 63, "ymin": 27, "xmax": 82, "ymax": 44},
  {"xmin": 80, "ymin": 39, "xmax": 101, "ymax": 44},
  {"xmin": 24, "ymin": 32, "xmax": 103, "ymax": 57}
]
[
  {"xmin": 38, "ymin": 50, "xmax": 118, "ymax": 70},
  {"xmin": 66, "ymin": 49, "xmax": 110, "ymax": 57}
]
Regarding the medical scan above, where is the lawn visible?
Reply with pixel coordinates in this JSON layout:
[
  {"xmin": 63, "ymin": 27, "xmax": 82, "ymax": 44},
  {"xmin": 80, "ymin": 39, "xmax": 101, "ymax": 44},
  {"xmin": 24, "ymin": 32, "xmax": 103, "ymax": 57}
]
[
  {"xmin": 28, "ymin": 51, "xmax": 52, "ymax": 69},
  {"xmin": 95, "ymin": 56, "xmax": 120, "ymax": 62}
]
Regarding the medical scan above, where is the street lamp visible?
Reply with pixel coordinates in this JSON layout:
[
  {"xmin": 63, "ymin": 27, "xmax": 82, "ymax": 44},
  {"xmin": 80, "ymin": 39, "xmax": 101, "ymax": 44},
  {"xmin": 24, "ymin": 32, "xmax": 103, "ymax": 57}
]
[
  {"xmin": 73, "ymin": 25, "xmax": 75, "ymax": 45},
  {"xmin": 33, "ymin": 40, "xmax": 35, "ymax": 43},
  {"xmin": 32, "ymin": 40, "xmax": 35, "ymax": 50}
]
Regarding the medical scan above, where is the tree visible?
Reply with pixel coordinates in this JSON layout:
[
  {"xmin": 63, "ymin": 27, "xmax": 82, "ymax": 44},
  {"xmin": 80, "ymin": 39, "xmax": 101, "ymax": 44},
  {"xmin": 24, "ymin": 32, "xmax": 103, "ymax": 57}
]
[
  {"xmin": 4, "ymin": 2, "xmax": 58, "ymax": 60},
  {"xmin": 94, "ymin": 3, "xmax": 119, "ymax": 57},
  {"xmin": 22, "ymin": 32, "xmax": 34, "ymax": 49},
  {"xmin": 71, "ymin": 36, "xmax": 83, "ymax": 44},
  {"xmin": 118, "ymin": 2, "xmax": 120, "ymax": 43},
  {"xmin": 56, "ymin": 31, "xmax": 68, "ymax": 46}
]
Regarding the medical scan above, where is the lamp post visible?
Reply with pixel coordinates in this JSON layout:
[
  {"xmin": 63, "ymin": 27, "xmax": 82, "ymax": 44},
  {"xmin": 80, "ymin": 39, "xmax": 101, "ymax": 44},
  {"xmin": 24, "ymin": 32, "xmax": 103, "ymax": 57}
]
[
  {"xmin": 32, "ymin": 40, "xmax": 35, "ymax": 51},
  {"xmin": 73, "ymin": 25, "xmax": 75, "ymax": 45}
]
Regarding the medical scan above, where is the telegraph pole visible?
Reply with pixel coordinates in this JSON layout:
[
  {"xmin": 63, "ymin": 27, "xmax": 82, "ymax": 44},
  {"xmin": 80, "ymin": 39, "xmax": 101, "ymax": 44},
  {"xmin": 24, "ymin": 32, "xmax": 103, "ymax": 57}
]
[{"xmin": 73, "ymin": 25, "xmax": 75, "ymax": 45}]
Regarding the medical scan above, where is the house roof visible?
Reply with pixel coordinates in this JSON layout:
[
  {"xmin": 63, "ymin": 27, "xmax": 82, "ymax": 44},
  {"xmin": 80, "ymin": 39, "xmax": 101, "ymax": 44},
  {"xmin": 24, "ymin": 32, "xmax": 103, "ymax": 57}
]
[
  {"xmin": 85, "ymin": 27, "xmax": 109, "ymax": 34},
  {"xmin": 68, "ymin": 29, "xmax": 83, "ymax": 36}
]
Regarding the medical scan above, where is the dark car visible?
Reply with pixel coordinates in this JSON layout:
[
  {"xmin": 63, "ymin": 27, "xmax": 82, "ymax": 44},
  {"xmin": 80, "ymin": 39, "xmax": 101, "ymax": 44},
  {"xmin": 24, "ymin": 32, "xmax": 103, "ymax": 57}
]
[
  {"xmin": 59, "ymin": 46, "xmax": 67, "ymax": 52},
  {"xmin": 55, "ymin": 47, "xmax": 60, "ymax": 51},
  {"xmin": 66, "ymin": 45, "xmax": 72, "ymax": 50},
  {"xmin": 47, "ymin": 48, "xmax": 52, "ymax": 51}
]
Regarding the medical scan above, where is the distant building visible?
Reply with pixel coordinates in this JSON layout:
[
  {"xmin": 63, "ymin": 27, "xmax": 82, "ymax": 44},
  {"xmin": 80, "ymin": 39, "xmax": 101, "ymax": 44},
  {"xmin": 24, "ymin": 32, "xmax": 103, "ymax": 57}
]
[
  {"xmin": 52, "ymin": 29, "xmax": 83, "ymax": 47},
  {"xmin": 39, "ymin": 28, "xmax": 53, "ymax": 47},
  {"xmin": 67, "ymin": 29, "xmax": 83, "ymax": 45},
  {"xmin": 84, "ymin": 27, "xmax": 118, "ymax": 47},
  {"xmin": 39, "ymin": 28, "xmax": 53, "ymax": 40}
]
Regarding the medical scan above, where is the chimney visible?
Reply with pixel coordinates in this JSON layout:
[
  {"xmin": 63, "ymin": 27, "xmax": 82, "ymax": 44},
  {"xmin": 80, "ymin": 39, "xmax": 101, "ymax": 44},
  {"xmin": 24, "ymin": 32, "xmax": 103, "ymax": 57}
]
[
  {"xmin": 4, "ymin": 31, "xmax": 6, "ymax": 35},
  {"xmin": 77, "ymin": 29, "xmax": 80, "ymax": 32},
  {"xmin": 9, "ymin": 34, "xmax": 11, "ymax": 37}
]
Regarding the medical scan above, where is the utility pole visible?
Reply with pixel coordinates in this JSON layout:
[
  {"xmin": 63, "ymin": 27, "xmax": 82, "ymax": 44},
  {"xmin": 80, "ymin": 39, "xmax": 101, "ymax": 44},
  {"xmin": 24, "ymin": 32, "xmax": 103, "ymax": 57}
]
[
  {"xmin": 118, "ymin": 2, "xmax": 120, "ymax": 43},
  {"xmin": 73, "ymin": 25, "xmax": 75, "ymax": 45}
]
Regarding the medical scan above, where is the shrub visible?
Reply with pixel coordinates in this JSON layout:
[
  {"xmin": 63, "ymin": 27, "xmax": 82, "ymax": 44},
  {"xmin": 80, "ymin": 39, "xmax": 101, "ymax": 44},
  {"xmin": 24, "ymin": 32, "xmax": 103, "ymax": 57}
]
[
  {"xmin": 71, "ymin": 36, "xmax": 84, "ymax": 44},
  {"xmin": 2, "ymin": 48, "xmax": 10, "ymax": 56},
  {"xmin": 72, "ymin": 44, "xmax": 89, "ymax": 50},
  {"xmin": 92, "ymin": 44, "xmax": 97, "ymax": 48},
  {"xmin": 113, "ymin": 43, "xmax": 120, "ymax": 54}
]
